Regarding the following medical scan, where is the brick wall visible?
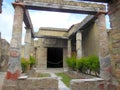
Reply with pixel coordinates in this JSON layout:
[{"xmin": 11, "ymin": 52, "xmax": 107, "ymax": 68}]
[{"xmin": 108, "ymin": 0, "xmax": 120, "ymax": 89}]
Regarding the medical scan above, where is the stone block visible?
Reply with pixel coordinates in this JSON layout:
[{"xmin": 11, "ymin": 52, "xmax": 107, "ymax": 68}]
[
  {"xmin": 17, "ymin": 77, "xmax": 58, "ymax": 90},
  {"xmin": 70, "ymin": 78, "xmax": 116, "ymax": 90}
]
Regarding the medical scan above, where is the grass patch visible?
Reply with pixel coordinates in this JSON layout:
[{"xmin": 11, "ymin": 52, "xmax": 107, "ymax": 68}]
[
  {"xmin": 56, "ymin": 73, "xmax": 72, "ymax": 87},
  {"xmin": 37, "ymin": 73, "xmax": 50, "ymax": 77}
]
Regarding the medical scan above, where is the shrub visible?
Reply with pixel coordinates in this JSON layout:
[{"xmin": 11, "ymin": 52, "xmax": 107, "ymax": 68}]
[
  {"xmin": 21, "ymin": 56, "xmax": 36, "ymax": 73},
  {"xmin": 29, "ymin": 56, "xmax": 36, "ymax": 68},
  {"xmin": 66, "ymin": 55, "xmax": 76, "ymax": 70},
  {"xmin": 88, "ymin": 55, "xmax": 100, "ymax": 76},
  {"xmin": 21, "ymin": 58, "xmax": 29, "ymax": 73},
  {"xmin": 76, "ymin": 57, "xmax": 89, "ymax": 73},
  {"xmin": 66, "ymin": 55, "xmax": 100, "ymax": 76}
]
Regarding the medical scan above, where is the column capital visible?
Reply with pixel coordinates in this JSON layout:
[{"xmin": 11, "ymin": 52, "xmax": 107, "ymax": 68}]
[{"xmin": 12, "ymin": 2, "xmax": 25, "ymax": 9}]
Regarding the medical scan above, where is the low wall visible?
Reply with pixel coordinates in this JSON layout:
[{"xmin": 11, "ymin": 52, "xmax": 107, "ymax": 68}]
[
  {"xmin": 66, "ymin": 71, "xmax": 96, "ymax": 79},
  {"xmin": 3, "ymin": 77, "xmax": 58, "ymax": 90},
  {"xmin": 70, "ymin": 78, "xmax": 116, "ymax": 90}
]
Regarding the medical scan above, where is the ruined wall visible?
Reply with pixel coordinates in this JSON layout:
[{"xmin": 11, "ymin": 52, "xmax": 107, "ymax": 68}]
[
  {"xmin": 108, "ymin": 0, "xmax": 120, "ymax": 89},
  {"xmin": 0, "ymin": 39, "xmax": 10, "ymax": 71},
  {"xmin": 82, "ymin": 22, "xmax": 99, "ymax": 56},
  {"xmin": 3, "ymin": 77, "xmax": 58, "ymax": 90},
  {"xmin": 70, "ymin": 78, "xmax": 116, "ymax": 90}
]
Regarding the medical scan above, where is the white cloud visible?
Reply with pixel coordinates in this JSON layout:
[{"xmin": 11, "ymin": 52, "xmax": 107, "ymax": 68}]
[
  {"xmin": 0, "ymin": 1, "xmax": 14, "ymax": 43},
  {"xmin": 29, "ymin": 10, "xmax": 87, "ymax": 32}
]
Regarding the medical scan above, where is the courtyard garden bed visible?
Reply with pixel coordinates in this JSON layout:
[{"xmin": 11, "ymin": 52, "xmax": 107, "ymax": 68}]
[
  {"xmin": 37, "ymin": 73, "xmax": 51, "ymax": 77},
  {"xmin": 56, "ymin": 72, "xmax": 73, "ymax": 87}
]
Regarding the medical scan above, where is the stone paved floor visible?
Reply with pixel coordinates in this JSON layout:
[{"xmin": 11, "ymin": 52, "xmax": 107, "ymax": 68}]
[{"xmin": 0, "ymin": 72, "xmax": 6, "ymax": 90}]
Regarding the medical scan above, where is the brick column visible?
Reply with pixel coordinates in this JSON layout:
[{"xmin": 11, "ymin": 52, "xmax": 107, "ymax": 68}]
[
  {"xmin": 24, "ymin": 28, "xmax": 31, "ymax": 60},
  {"xmin": 6, "ymin": 5, "xmax": 23, "ymax": 80},
  {"xmin": 67, "ymin": 39, "xmax": 71, "ymax": 57},
  {"xmin": 76, "ymin": 31, "xmax": 82, "ymax": 58},
  {"xmin": 97, "ymin": 14, "xmax": 112, "ymax": 80}
]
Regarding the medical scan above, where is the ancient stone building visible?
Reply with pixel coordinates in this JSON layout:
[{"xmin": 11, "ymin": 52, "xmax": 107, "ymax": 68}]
[
  {"xmin": 34, "ymin": 15, "xmax": 100, "ymax": 69},
  {"xmin": 2, "ymin": 0, "xmax": 120, "ymax": 90},
  {"xmin": 0, "ymin": 33, "xmax": 10, "ymax": 72}
]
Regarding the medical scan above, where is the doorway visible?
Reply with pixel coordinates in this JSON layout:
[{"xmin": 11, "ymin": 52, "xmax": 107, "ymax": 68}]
[{"xmin": 47, "ymin": 47, "xmax": 63, "ymax": 68}]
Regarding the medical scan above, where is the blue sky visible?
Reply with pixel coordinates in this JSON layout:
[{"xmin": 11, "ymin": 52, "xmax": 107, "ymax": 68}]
[{"xmin": 0, "ymin": 0, "xmax": 110, "ymax": 44}]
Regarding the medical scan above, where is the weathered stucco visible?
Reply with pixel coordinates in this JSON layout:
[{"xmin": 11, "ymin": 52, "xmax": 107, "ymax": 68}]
[
  {"xmin": 82, "ymin": 22, "xmax": 99, "ymax": 56},
  {"xmin": 37, "ymin": 27, "xmax": 67, "ymax": 37}
]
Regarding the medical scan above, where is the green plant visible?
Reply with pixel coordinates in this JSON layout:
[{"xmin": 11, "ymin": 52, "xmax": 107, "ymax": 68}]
[
  {"xmin": 56, "ymin": 73, "xmax": 72, "ymax": 87},
  {"xmin": 38, "ymin": 73, "xmax": 50, "ymax": 77},
  {"xmin": 66, "ymin": 55, "xmax": 76, "ymax": 70},
  {"xmin": 88, "ymin": 55, "xmax": 100, "ymax": 76},
  {"xmin": 76, "ymin": 57, "xmax": 89, "ymax": 73},
  {"xmin": 21, "ymin": 58, "xmax": 29, "ymax": 73},
  {"xmin": 29, "ymin": 56, "xmax": 36, "ymax": 68},
  {"xmin": 65, "ymin": 55, "xmax": 100, "ymax": 76}
]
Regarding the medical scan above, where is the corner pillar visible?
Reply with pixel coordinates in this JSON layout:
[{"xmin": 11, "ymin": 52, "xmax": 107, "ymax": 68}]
[
  {"xmin": 97, "ymin": 14, "xmax": 112, "ymax": 80},
  {"xmin": 67, "ymin": 39, "xmax": 72, "ymax": 57},
  {"xmin": 76, "ymin": 31, "xmax": 82, "ymax": 58},
  {"xmin": 24, "ymin": 28, "xmax": 31, "ymax": 60},
  {"xmin": 5, "ymin": 5, "xmax": 24, "ymax": 80}
]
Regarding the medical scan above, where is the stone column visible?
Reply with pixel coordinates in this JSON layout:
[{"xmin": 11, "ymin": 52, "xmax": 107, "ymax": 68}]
[
  {"xmin": 0, "ymin": 32, "xmax": 1, "ymax": 61},
  {"xmin": 24, "ymin": 28, "xmax": 31, "ymax": 60},
  {"xmin": 5, "ymin": 5, "xmax": 23, "ymax": 80},
  {"xmin": 67, "ymin": 39, "xmax": 71, "ymax": 57},
  {"xmin": 76, "ymin": 31, "xmax": 82, "ymax": 58},
  {"xmin": 30, "ymin": 38, "xmax": 34, "ymax": 57},
  {"xmin": 97, "ymin": 14, "xmax": 112, "ymax": 81}
]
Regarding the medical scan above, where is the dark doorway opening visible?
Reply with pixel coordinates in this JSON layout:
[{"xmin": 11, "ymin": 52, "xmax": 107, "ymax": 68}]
[{"xmin": 47, "ymin": 48, "xmax": 63, "ymax": 68}]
